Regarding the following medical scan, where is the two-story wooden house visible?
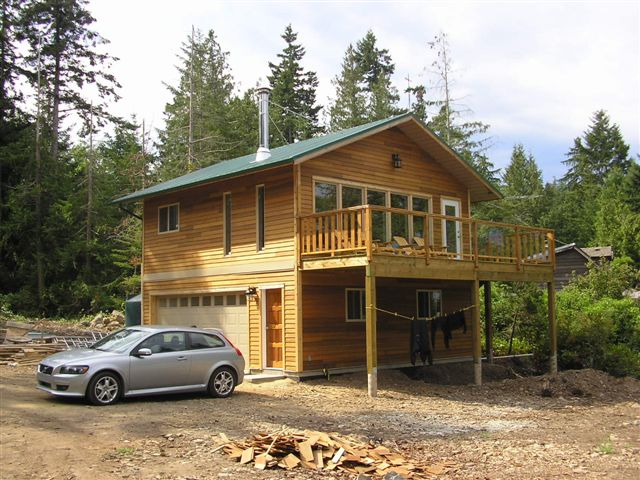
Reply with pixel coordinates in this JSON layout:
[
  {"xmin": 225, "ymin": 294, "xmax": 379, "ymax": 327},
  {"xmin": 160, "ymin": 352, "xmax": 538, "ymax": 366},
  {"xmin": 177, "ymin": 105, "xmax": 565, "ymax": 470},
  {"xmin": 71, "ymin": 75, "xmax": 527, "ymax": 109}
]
[{"xmin": 115, "ymin": 91, "xmax": 557, "ymax": 396}]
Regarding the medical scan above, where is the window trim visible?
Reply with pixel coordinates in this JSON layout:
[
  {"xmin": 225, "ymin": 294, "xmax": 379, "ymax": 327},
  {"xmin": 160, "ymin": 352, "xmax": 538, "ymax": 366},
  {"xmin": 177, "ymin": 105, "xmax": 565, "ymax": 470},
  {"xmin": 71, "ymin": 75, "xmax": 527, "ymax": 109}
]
[
  {"xmin": 223, "ymin": 192, "xmax": 232, "ymax": 256},
  {"xmin": 158, "ymin": 203, "xmax": 180, "ymax": 234},
  {"xmin": 345, "ymin": 288, "xmax": 366, "ymax": 323},
  {"xmin": 256, "ymin": 185, "xmax": 265, "ymax": 252},
  {"xmin": 416, "ymin": 289, "xmax": 443, "ymax": 320}
]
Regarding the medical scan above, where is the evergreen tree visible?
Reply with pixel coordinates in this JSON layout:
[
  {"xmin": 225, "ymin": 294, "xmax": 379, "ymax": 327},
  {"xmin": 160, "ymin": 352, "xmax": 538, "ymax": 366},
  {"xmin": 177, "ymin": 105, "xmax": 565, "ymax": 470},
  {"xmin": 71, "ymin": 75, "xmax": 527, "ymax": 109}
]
[
  {"xmin": 18, "ymin": 0, "xmax": 121, "ymax": 162},
  {"xmin": 267, "ymin": 24, "xmax": 322, "ymax": 147},
  {"xmin": 623, "ymin": 159, "xmax": 640, "ymax": 213},
  {"xmin": 329, "ymin": 44, "xmax": 367, "ymax": 131},
  {"xmin": 424, "ymin": 32, "xmax": 498, "ymax": 183},
  {"xmin": 499, "ymin": 144, "xmax": 544, "ymax": 225},
  {"xmin": 0, "ymin": 0, "xmax": 23, "ymax": 127},
  {"xmin": 158, "ymin": 28, "xmax": 256, "ymax": 179},
  {"xmin": 406, "ymin": 84, "xmax": 427, "ymax": 123},
  {"xmin": 562, "ymin": 110, "xmax": 631, "ymax": 187},
  {"xmin": 594, "ymin": 168, "xmax": 640, "ymax": 264},
  {"xmin": 329, "ymin": 30, "xmax": 400, "ymax": 130}
]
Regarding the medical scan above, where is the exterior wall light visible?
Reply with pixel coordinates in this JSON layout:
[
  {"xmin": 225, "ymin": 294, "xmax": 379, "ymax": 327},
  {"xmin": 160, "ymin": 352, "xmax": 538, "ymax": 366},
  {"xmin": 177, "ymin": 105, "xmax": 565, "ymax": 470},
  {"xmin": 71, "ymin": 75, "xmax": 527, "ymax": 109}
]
[
  {"xmin": 245, "ymin": 286, "xmax": 257, "ymax": 297},
  {"xmin": 392, "ymin": 153, "xmax": 402, "ymax": 168}
]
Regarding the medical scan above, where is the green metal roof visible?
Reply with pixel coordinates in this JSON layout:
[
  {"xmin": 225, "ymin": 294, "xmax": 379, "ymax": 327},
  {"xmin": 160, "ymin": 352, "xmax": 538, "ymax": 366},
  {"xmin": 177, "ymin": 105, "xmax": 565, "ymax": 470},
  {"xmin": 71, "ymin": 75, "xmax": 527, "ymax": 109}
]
[{"xmin": 114, "ymin": 113, "xmax": 500, "ymax": 204}]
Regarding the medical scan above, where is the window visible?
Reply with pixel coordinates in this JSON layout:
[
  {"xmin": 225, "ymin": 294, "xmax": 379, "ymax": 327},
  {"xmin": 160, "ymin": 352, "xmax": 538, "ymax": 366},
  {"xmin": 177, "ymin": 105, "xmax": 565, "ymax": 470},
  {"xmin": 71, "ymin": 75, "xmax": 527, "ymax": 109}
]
[
  {"xmin": 159, "ymin": 298, "xmax": 167, "ymax": 308},
  {"xmin": 412, "ymin": 196, "xmax": 430, "ymax": 240},
  {"xmin": 202, "ymin": 296, "xmax": 212, "ymax": 307},
  {"xmin": 213, "ymin": 295, "xmax": 224, "ymax": 306},
  {"xmin": 367, "ymin": 189, "xmax": 387, "ymax": 242},
  {"xmin": 226, "ymin": 295, "xmax": 237, "ymax": 306},
  {"xmin": 158, "ymin": 204, "xmax": 179, "ymax": 233},
  {"xmin": 342, "ymin": 186, "xmax": 363, "ymax": 208},
  {"xmin": 223, "ymin": 193, "xmax": 232, "ymax": 255},
  {"xmin": 416, "ymin": 290, "xmax": 442, "ymax": 319},
  {"xmin": 390, "ymin": 193, "xmax": 409, "ymax": 239},
  {"xmin": 190, "ymin": 296, "xmax": 200, "ymax": 307},
  {"xmin": 179, "ymin": 297, "xmax": 188, "ymax": 307},
  {"xmin": 238, "ymin": 295, "xmax": 247, "ymax": 306},
  {"xmin": 138, "ymin": 332, "xmax": 186, "ymax": 353},
  {"xmin": 314, "ymin": 182, "xmax": 337, "ymax": 212},
  {"xmin": 346, "ymin": 288, "xmax": 366, "ymax": 322},
  {"xmin": 188, "ymin": 332, "xmax": 225, "ymax": 349},
  {"xmin": 169, "ymin": 297, "xmax": 178, "ymax": 308},
  {"xmin": 256, "ymin": 185, "xmax": 265, "ymax": 251}
]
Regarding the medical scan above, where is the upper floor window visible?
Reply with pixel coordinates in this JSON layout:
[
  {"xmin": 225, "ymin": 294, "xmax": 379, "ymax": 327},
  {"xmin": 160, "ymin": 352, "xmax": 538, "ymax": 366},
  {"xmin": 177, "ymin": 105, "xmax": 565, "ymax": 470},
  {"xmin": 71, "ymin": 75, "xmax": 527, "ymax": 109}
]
[
  {"xmin": 314, "ymin": 182, "xmax": 337, "ymax": 212},
  {"xmin": 158, "ymin": 204, "xmax": 179, "ymax": 233},
  {"xmin": 256, "ymin": 185, "xmax": 265, "ymax": 251},
  {"xmin": 223, "ymin": 193, "xmax": 232, "ymax": 255}
]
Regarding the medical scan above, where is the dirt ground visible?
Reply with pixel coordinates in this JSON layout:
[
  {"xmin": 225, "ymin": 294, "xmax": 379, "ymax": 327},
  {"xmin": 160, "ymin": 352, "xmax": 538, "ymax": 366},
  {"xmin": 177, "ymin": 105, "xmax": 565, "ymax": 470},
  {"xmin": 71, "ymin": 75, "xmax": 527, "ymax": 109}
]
[{"xmin": 1, "ymin": 363, "xmax": 639, "ymax": 480}]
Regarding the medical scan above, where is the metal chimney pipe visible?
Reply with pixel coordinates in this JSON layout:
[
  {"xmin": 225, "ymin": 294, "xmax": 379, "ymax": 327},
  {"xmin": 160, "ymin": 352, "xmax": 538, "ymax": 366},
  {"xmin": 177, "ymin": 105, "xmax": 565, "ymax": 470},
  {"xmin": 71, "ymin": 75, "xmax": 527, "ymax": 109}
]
[{"xmin": 255, "ymin": 81, "xmax": 271, "ymax": 162}]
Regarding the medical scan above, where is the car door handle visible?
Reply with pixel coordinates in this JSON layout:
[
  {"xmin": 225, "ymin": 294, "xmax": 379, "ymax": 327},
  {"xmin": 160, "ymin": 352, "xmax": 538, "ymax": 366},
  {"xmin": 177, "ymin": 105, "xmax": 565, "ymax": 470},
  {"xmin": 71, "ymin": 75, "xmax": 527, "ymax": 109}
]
[{"xmin": 177, "ymin": 356, "xmax": 187, "ymax": 361}]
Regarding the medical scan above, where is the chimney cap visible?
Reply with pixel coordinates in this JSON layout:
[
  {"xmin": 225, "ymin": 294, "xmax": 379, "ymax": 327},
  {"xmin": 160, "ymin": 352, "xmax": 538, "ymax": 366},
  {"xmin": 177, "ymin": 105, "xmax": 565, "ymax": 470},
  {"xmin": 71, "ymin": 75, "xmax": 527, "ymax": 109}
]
[{"xmin": 256, "ymin": 78, "xmax": 271, "ymax": 94}]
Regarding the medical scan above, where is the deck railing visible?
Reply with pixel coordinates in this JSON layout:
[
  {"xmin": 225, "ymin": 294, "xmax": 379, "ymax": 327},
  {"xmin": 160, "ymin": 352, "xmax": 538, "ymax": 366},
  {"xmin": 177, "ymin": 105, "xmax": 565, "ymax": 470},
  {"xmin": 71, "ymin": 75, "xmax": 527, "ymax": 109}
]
[{"xmin": 299, "ymin": 205, "xmax": 555, "ymax": 268}]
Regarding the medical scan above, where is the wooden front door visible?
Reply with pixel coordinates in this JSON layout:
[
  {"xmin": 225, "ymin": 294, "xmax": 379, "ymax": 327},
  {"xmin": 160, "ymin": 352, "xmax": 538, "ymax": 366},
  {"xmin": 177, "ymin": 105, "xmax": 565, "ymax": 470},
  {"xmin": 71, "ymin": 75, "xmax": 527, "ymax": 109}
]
[{"xmin": 265, "ymin": 289, "xmax": 283, "ymax": 368}]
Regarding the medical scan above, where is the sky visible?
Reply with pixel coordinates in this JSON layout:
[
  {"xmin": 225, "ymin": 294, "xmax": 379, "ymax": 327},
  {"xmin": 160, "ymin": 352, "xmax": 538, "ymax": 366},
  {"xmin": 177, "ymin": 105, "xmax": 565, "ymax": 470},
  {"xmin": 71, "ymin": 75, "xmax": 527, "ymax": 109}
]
[{"xmin": 88, "ymin": 0, "xmax": 639, "ymax": 182}]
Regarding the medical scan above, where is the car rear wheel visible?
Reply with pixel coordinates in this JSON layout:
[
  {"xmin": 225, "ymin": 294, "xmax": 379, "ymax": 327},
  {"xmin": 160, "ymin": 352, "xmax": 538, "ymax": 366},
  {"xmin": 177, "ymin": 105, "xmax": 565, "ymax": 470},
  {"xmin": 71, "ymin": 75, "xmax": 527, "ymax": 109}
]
[
  {"xmin": 208, "ymin": 367, "xmax": 236, "ymax": 398},
  {"xmin": 87, "ymin": 372, "xmax": 121, "ymax": 406}
]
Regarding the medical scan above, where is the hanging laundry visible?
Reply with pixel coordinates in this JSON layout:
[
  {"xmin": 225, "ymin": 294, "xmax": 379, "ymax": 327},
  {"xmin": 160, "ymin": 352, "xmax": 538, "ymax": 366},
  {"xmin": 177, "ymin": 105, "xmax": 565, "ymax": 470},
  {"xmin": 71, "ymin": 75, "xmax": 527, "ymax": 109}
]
[
  {"xmin": 430, "ymin": 310, "xmax": 468, "ymax": 349},
  {"xmin": 410, "ymin": 320, "xmax": 433, "ymax": 366}
]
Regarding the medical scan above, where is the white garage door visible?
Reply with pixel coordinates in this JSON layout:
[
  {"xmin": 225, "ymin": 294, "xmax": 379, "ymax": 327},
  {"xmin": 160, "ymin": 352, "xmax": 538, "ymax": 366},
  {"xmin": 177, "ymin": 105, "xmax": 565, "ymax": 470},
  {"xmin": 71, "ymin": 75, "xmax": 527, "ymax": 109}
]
[{"xmin": 156, "ymin": 292, "xmax": 249, "ymax": 357}]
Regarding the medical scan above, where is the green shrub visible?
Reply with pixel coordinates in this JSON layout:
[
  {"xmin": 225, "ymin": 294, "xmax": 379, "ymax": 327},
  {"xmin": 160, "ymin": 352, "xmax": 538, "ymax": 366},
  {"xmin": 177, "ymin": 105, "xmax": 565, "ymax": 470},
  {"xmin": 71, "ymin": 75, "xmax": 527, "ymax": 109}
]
[
  {"xmin": 602, "ymin": 344, "xmax": 640, "ymax": 378},
  {"xmin": 492, "ymin": 336, "xmax": 534, "ymax": 356}
]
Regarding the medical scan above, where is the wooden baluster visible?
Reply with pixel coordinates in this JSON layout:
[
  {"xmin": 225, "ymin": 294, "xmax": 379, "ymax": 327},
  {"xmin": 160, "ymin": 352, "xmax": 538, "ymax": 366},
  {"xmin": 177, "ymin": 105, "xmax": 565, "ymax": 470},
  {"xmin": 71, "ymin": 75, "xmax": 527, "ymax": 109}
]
[
  {"xmin": 366, "ymin": 207, "xmax": 373, "ymax": 261},
  {"xmin": 424, "ymin": 216, "xmax": 430, "ymax": 265}
]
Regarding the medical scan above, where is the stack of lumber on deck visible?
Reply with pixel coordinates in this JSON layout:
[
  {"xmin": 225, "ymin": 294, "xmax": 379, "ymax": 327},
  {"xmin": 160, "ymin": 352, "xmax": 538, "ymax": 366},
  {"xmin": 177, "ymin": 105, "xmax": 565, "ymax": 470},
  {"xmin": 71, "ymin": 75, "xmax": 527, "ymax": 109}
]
[
  {"xmin": 0, "ymin": 343, "xmax": 66, "ymax": 366},
  {"xmin": 220, "ymin": 429, "xmax": 452, "ymax": 478}
]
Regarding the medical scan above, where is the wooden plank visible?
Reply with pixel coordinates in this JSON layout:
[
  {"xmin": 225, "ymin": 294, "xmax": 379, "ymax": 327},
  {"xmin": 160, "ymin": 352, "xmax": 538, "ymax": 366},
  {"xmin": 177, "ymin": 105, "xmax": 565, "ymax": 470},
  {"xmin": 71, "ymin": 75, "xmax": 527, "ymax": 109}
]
[{"xmin": 548, "ymin": 280, "xmax": 557, "ymax": 375}]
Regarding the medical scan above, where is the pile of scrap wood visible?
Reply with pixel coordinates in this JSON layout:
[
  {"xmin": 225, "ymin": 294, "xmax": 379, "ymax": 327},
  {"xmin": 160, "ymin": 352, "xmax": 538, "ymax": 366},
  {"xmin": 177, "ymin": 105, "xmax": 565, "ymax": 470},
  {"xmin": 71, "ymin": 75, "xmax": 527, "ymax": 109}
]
[
  {"xmin": 220, "ymin": 429, "xmax": 453, "ymax": 478},
  {"xmin": 0, "ymin": 343, "xmax": 66, "ymax": 366}
]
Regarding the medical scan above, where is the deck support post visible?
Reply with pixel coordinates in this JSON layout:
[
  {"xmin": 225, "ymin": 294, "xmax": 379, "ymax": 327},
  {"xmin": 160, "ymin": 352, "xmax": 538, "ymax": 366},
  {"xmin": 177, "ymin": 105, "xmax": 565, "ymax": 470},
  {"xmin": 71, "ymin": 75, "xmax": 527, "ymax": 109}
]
[
  {"xmin": 365, "ymin": 264, "xmax": 378, "ymax": 397},
  {"xmin": 471, "ymin": 278, "xmax": 482, "ymax": 386},
  {"xmin": 548, "ymin": 280, "xmax": 558, "ymax": 375},
  {"xmin": 484, "ymin": 281, "xmax": 493, "ymax": 364}
]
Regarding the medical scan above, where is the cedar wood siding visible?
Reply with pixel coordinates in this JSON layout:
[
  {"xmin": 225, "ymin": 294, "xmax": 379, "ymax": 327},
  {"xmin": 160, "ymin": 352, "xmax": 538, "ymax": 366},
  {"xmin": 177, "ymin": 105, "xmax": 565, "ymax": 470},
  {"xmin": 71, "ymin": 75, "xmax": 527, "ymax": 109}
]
[
  {"xmin": 298, "ymin": 127, "xmax": 474, "ymax": 370},
  {"xmin": 141, "ymin": 166, "xmax": 298, "ymax": 370},
  {"xmin": 299, "ymin": 126, "xmax": 472, "ymax": 252},
  {"xmin": 302, "ymin": 269, "xmax": 473, "ymax": 370}
]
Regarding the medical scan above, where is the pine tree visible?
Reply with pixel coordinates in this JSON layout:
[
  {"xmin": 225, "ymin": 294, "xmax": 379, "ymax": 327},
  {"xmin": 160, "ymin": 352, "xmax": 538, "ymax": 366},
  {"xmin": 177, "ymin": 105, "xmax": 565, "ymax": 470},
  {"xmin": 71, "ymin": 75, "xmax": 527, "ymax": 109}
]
[
  {"xmin": 424, "ymin": 32, "xmax": 497, "ymax": 183},
  {"xmin": 18, "ymin": 0, "xmax": 121, "ymax": 162},
  {"xmin": 158, "ymin": 28, "xmax": 255, "ymax": 179},
  {"xmin": 563, "ymin": 110, "xmax": 631, "ymax": 187},
  {"xmin": 0, "ymin": 0, "xmax": 23, "ymax": 127},
  {"xmin": 329, "ymin": 31, "xmax": 400, "ymax": 130},
  {"xmin": 329, "ymin": 45, "xmax": 367, "ymax": 131},
  {"xmin": 267, "ymin": 24, "xmax": 322, "ymax": 147},
  {"xmin": 406, "ymin": 84, "xmax": 427, "ymax": 123},
  {"xmin": 500, "ymin": 144, "xmax": 544, "ymax": 225}
]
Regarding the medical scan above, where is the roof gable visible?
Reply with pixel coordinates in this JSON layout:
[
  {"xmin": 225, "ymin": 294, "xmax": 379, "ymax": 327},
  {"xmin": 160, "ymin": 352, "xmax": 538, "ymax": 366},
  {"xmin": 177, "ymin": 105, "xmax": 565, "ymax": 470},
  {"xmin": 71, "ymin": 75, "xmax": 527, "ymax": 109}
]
[{"xmin": 114, "ymin": 113, "xmax": 501, "ymax": 204}]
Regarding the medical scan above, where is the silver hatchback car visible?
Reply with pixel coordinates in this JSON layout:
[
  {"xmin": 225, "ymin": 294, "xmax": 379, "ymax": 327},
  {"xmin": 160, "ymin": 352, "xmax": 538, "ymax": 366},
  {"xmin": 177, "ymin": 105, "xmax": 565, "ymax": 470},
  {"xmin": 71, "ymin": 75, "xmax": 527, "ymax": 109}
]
[{"xmin": 37, "ymin": 326, "xmax": 245, "ymax": 405}]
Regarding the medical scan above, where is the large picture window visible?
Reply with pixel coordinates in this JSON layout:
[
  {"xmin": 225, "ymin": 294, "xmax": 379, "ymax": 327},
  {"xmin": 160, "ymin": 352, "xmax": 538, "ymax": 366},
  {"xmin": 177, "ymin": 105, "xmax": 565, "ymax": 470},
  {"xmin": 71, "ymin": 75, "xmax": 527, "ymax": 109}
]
[
  {"xmin": 416, "ymin": 290, "xmax": 442, "ymax": 319},
  {"xmin": 313, "ymin": 179, "xmax": 432, "ymax": 243},
  {"xmin": 345, "ymin": 288, "xmax": 366, "ymax": 322},
  {"xmin": 158, "ymin": 204, "xmax": 179, "ymax": 233}
]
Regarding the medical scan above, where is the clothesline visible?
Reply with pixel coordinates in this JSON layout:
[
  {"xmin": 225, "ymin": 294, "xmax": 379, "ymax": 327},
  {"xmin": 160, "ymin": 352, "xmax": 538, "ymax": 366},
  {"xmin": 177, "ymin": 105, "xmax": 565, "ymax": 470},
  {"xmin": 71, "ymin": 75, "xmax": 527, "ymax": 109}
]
[{"xmin": 366, "ymin": 304, "xmax": 477, "ymax": 322}]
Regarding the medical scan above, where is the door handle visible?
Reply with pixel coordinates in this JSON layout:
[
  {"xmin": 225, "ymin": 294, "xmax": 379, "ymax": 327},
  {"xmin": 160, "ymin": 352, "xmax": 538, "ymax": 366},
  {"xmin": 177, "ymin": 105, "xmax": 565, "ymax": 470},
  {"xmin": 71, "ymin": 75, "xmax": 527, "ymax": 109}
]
[{"xmin": 177, "ymin": 356, "xmax": 187, "ymax": 361}]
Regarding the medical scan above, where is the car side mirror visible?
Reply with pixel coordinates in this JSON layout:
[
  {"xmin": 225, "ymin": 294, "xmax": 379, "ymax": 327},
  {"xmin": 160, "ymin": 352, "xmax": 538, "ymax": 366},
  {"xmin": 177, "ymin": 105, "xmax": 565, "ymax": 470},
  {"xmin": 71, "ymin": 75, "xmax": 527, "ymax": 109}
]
[{"xmin": 135, "ymin": 348, "xmax": 152, "ymax": 357}]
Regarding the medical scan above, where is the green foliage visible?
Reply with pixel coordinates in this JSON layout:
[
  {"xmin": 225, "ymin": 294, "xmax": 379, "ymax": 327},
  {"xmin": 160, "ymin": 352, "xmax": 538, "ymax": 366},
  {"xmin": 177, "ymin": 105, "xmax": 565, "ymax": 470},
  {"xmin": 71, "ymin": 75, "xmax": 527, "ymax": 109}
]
[
  {"xmin": 567, "ymin": 257, "xmax": 639, "ymax": 300},
  {"xmin": 329, "ymin": 30, "xmax": 400, "ymax": 130},
  {"xmin": 268, "ymin": 24, "xmax": 323, "ymax": 146},
  {"xmin": 157, "ymin": 28, "xmax": 256, "ymax": 178}
]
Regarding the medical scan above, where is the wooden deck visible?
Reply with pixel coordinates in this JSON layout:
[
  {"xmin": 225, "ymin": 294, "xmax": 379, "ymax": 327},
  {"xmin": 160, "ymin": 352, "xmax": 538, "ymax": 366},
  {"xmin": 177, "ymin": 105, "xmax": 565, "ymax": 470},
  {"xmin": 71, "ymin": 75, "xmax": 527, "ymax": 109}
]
[{"xmin": 298, "ymin": 206, "xmax": 555, "ymax": 282}]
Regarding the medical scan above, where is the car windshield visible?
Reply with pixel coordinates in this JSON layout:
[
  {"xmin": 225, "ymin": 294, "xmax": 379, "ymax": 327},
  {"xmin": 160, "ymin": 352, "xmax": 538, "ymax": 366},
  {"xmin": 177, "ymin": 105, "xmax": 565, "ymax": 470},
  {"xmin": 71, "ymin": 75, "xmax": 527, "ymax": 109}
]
[{"xmin": 91, "ymin": 329, "xmax": 148, "ymax": 353}]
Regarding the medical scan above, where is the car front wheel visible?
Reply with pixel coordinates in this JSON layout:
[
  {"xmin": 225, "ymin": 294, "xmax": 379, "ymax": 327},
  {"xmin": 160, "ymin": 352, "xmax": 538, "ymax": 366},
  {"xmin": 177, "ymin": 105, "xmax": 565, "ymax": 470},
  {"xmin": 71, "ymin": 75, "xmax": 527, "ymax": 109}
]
[
  {"xmin": 208, "ymin": 367, "xmax": 236, "ymax": 398},
  {"xmin": 87, "ymin": 371, "xmax": 121, "ymax": 406}
]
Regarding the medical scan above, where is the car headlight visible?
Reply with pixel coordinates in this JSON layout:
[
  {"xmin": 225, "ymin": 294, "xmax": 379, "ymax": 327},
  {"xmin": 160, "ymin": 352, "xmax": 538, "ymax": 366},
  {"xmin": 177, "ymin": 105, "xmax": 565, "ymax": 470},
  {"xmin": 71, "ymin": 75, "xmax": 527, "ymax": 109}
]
[{"xmin": 59, "ymin": 365, "xmax": 89, "ymax": 375}]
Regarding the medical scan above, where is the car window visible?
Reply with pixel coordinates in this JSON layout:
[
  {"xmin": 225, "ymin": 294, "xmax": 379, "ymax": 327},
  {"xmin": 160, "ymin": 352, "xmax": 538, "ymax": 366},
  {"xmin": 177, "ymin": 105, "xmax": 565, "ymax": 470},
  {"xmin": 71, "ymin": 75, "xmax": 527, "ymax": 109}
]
[
  {"xmin": 92, "ymin": 329, "xmax": 147, "ymax": 353},
  {"xmin": 138, "ymin": 332, "xmax": 187, "ymax": 353},
  {"xmin": 188, "ymin": 332, "xmax": 225, "ymax": 350}
]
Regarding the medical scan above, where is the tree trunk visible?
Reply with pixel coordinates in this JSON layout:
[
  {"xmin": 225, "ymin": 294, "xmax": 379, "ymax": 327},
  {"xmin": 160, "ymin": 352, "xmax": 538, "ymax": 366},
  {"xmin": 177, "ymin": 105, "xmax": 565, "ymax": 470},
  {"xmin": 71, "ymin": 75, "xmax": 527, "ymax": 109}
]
[
  {"xmin": 85, "ymin": 104, "xmax": 93, "ymax": 271},
  {"xmin": 35, "ymin": 35, "xmax": 44, "ymax": 310}
]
